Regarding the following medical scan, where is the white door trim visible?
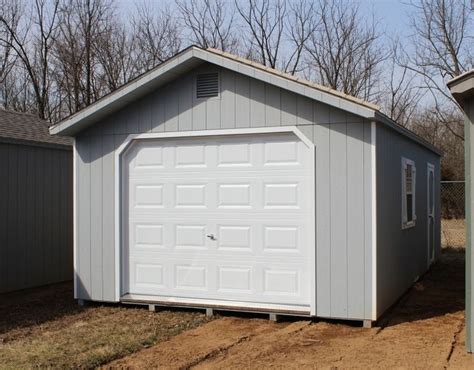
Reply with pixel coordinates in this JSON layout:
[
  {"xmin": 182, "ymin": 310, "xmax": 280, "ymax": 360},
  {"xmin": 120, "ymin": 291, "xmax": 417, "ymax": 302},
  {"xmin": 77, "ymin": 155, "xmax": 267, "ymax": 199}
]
[
  {"xmin": 427, "ymin": 162, "xmax": 435, "ymax": 267},
  {"xmin": 114, "ymin": 126, "xmax": 316, "ymax": 315}
]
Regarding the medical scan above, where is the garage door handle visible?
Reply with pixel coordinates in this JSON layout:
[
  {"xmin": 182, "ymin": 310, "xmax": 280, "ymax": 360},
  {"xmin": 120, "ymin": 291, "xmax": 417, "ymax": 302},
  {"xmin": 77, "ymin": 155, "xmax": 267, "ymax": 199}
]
[{"xmin": 206, "ymin": 234, "xmax": 217, "ymax": 241}]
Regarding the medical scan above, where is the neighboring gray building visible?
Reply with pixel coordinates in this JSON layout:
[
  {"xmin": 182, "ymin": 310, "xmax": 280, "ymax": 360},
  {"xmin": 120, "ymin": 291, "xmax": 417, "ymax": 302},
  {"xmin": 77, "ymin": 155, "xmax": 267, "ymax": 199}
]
[
  {"xmin": 0, "ymin": 109, "xmax": 73, "ymax": 294},
  {"xmin": 448, "ymin": 70, "xmax": 474, "ymax": 352},
  {"xmin": 50, "ymin": 46, "xmax": 440, "ymax": 325}
]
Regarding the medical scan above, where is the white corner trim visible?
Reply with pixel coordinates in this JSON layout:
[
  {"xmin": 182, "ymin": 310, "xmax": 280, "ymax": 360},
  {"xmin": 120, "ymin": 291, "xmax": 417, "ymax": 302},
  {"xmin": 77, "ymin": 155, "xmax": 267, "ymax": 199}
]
[
  {"xmin": 73, "ymin": 138, "xmax": 78, "ymax": 298},
  {"xmin": 427, "ymin": 162, "xmax": 435, "ymax": 268},
  {"xmin": 371, "ymin": 121, "xmax": 377, "ymax": 320},
  {"xmin": 113, "ymin": 126, "xmax": 316, "ymax": 305}
]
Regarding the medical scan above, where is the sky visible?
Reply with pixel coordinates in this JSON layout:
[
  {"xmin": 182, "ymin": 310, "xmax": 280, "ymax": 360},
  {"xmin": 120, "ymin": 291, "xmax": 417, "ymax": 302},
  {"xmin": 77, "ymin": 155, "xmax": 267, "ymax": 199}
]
[
  {"xmin": 116, "ymin": 0, "xmax": 412, "ymax": 41},
  {"xmin": 359, "ymin": 0, "xmax": 411, "ymax": 39}
]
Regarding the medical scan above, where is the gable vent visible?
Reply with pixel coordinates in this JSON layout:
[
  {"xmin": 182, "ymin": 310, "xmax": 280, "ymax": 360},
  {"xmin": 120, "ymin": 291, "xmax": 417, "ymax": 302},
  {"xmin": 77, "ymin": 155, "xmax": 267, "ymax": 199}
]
[{"xmin": 196, "ymin": 73, "xmax": 219, "ymax": 98}]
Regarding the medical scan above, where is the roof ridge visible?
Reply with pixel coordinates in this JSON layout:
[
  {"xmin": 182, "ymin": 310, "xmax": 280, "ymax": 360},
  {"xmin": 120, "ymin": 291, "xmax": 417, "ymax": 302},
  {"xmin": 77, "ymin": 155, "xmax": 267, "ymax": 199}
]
[{"xmin": 205, "ymin": 47, "xmax": 380, "ymax": 112}]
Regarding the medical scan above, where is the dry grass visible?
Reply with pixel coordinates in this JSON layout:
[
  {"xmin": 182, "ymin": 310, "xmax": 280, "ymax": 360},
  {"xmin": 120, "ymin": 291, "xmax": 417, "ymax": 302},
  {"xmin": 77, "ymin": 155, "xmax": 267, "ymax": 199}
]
[
  {"xmin": 441, "ymin": 218, "xmax": 466, "ymax": 248},
  {"xmin": 0, "ymin": 283, "xmax": 212, "ymax": 368}
]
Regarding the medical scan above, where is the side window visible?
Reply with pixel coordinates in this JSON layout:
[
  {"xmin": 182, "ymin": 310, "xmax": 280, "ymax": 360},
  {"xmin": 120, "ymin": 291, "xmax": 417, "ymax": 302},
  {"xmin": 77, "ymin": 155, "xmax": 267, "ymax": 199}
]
[{"xmin": 402, "ymin": 157, "xmax": 416, "ymax": 229}]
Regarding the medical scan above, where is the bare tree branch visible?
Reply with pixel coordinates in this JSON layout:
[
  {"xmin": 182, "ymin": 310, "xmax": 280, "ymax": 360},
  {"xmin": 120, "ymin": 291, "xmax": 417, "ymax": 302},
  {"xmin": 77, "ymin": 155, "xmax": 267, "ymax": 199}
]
[{"xmin": 177, "ymin": 0, "xmax": 238, "ymax": 52}]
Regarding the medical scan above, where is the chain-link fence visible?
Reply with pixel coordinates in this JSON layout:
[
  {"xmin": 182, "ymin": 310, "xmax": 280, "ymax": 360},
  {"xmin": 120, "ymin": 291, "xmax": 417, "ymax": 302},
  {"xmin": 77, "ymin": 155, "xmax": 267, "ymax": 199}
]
[{"xmin": 441, "ymin": 181, "xmax": 465, "ymax": 248}]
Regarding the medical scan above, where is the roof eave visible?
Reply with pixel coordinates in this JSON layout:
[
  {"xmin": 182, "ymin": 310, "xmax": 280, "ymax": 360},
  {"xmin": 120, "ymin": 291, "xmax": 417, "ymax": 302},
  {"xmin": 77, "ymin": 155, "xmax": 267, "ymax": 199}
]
[
  {"xmin": 447, "ymin": 70, "xmax": 474, "ymax": 106},
  {"xmin": 375, "ymin": 112, "xmax": 442, "ymax": 156}
]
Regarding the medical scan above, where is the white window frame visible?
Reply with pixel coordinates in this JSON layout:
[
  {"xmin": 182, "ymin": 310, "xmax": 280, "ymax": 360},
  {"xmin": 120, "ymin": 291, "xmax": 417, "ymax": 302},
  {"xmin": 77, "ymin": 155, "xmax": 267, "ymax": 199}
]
[{"xmin": 402, "ymin": 157, "xmax": 416, "ymax": 229}]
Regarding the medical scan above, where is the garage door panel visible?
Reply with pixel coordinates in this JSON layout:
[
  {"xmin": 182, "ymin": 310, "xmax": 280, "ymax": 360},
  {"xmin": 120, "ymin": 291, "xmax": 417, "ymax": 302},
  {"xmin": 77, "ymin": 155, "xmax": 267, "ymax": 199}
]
[
  {"xmin": 123, "ymin": 133, "xmax": 313, "ymax": 309},
  {"xmin": 129, "ymin": 178, "xmax": 311, "ymax": 213},
  {"xmin": 128, "ymin": 258, "xmax": 310, "ymax": 305}
]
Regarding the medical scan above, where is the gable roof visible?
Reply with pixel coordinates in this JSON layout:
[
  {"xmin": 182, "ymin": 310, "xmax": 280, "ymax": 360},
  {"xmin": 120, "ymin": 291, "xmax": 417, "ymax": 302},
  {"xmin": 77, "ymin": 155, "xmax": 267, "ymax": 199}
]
[
  {"xmin": 49, "ymin": 46, "xmax": 379, "ymax": 136},
  {"xmin": 47, "ymin": 46, "xmax": 440, "ymax": 155},
  {"xmin": 0, "ymin": 109, "xmax": 72, "ymax": 147}
]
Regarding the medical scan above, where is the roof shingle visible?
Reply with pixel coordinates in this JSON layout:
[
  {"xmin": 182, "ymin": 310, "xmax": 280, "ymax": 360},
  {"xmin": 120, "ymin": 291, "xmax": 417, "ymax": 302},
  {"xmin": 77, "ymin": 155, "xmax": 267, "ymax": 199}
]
[{"xmin": 0, "ymin": 109, "xmax": 72, "ymax": 146}]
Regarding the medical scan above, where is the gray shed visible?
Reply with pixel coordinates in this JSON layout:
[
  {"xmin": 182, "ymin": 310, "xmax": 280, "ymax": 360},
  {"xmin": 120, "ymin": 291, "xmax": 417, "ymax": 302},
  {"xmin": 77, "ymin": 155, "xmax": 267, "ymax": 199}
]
[
  {"xmin": 0, "ymin": 109, "xmax": 73, "ymax": 294},
  {"xmin": 50, "ymin": 46, "xmax": 440, "ymax": 325}
]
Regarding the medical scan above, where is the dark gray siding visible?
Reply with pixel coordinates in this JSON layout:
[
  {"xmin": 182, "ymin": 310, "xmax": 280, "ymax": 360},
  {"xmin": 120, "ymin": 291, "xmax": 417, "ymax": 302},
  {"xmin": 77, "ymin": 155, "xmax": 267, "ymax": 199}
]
[
  {"xmin": 75, "ymin": 63, "xmax": 374, "ymax": 320},
  {"xmin": 0, "ymin": 141, "xmax": 73, "ymax": 294},
  {"xmin": 376, "ymin": 123, "xmax": 441, "ymax": 317}
]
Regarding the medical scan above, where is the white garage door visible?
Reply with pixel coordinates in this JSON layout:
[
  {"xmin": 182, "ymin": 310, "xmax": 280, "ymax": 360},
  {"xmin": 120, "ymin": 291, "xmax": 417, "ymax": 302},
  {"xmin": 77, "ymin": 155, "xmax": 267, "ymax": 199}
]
[{"xmin": 122, "ymin": 132, "xmax": 314, "ymax": 310}]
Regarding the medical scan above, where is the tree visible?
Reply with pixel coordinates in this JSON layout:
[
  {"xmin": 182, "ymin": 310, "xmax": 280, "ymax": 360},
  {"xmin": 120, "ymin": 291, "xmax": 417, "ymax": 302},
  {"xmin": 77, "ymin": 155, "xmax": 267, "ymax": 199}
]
[
  {"xmin": 303, "ymin": 0, "xmax": 385, "ymax": 101},
  {"xmin": 381, "ymin": 42, "xmax": 424, "ymax": 127},
  {"xmin": 132, "ymin": 2, "xmax": 182, "ymax": 74},
  {"xmin": 177, "ymin": 0, "xmax": 238, "ymax": 52},
  {"xmin": 404, "ymin": 0, "xmax": 473, "ymax": 140},
  {"xmin": 236, "ymin": 0, "xmax": 286, "ymax": 69},
  {"xmin": 0, "ymin": 0, "xmax": 60, "ymax": 119}
]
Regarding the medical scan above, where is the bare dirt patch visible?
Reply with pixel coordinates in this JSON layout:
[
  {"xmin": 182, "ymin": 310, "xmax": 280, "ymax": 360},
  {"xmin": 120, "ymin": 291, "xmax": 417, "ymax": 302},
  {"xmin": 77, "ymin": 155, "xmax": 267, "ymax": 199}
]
[
  {"xmin": 0, "ymin": 283, "xmax": 211, "ymax": 368},
  {"xmin": 107, "ymin": 250, "xmax": 471, "ymax": 369}
]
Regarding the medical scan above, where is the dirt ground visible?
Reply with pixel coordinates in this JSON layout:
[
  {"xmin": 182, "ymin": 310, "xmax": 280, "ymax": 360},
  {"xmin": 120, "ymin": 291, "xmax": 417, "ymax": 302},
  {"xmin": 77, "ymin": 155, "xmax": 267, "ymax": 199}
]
[
  {"xmin": 0, "ymin": 283, "xmax": 211, "ymax": 368},
  {"xmin": 1, "ymin": 249, "xmax": 472, "ymax": 368},
  {"xmin": 108, "ymin": 249, "xmax": 473, "ymax": 369}
]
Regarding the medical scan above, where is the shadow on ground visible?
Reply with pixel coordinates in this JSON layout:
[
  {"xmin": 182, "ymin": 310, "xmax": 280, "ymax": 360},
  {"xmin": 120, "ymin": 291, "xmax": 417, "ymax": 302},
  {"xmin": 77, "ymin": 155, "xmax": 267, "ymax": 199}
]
[
  {"xmin": 379, "ymin": 248, "xmax": 465, "ymax": 328},
  {"xmin": 0, "ymin": 281, "xmax": 81, "ymax": 338}
]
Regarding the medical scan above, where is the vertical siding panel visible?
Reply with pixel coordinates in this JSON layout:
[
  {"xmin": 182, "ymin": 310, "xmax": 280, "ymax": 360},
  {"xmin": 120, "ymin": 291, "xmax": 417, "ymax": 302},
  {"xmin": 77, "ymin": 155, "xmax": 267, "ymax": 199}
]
[
  {"xmin": 50, "ymin": 150, "xmax": 61, "ymax": 283},
  {"xmin": 90, "ymin": 135, "xmax": 103, "ymax": 300},
  {"xmin": 347, "ymin": 123, "xmax": 365, "ymax": 319},
  {"xmin": 221, "ymin": 69, "xmax": 236, "ymax": 129},
  {"xmin": 77, "ymin": 136, "xmax": 92, "ymax": 299},
  {"xmin": 35, "ymin": 148, "xmax": 46, "ymax": 286},
  {"xmin": 17, "ymin": 148, "xmax": 28, "ymax": 289},
  {"xmin": 151, "ymin": 91, "xmax": 165, "ymax": 132},
  {"xmin": 58, "ymin": 151, "xmax": 68, "ymax": 280},
  {"xmin": 206, "ymin": 98, "xmax": 221, "ymax": 130},
  {"xmin": 265, "ymin": 84, "xmax": 280, "ymax": 126},
  {"xmin": 43, "ymin": 149, "xmax": 54, "ymax": 284},
  {"xmin": 0, "ymin": 145, "xmax": 8, "ymax": 292},
  {"xmin": 281, "ymin": 90, "xmax": 297, "ymax": 126},
  {"xmin": 329, "ymin": 107, "xmax": 347, "ymax": 124},
  {"xmin": 330, "ymin": 122, "xmax": 348, "ymax": 318},
  {"xmin": 313, "ymin": 101, "xmax": 330, "ymax": 124},
  {"xmin": 27, "ymin": 147, "xmax": 39, "ymax": 286},
  {"xmin": 192, "ymin": 100, "xmax": 206, "ymax": 131},
  {"xmin": 235, "ymin": 74, "xmax": 250, "ymax": 128},
  {"xmin": 297, "ymin": 95, "xmax": 313, "ymax": 125},
  {"xmin": 179, "ymin": 76, "xmax": 193, "ymax": 131},
  {"xmin": 138, "ymin": 96, "xmax": 152, "ymax": 133},
  {"xmin": 126, "ymin": 103, "xmax": 140, "ymax": 133},
  {"xmin": 314, "ymin": 124, "xmax": 331, "ymax": 316},
  {"xmin": 113, "ymin": 107, "xmax": 129, "ymax": 135},
  {"xmin": 6, "ymin": 144, "xmax": 18, "ymax": 290},
  {"xmin": 102, "ymin": 135, "xmax": 116, "ymax": 301},
  {"xmin": 250, "ymin": 79, "xmax": 265, "ymax": 127},
  {"xmin": 164, "ymin": 84, "xmax": 179, "ymax": 132},
  {"xmin": 102, "ymin": 116, "xmax": 115, "ymax": 135}
]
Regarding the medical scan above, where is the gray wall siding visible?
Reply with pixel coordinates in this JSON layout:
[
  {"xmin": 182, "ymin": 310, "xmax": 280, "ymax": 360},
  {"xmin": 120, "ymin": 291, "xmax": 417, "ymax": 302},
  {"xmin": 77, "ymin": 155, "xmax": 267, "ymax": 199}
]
[
  {"xmin": 75, "ymin": 63, "xmax": 374, "ymax": 320},
  {"xmin": 376, "ymin": 123, "xmax": 441, "ymax": 317},
  {"xmin": 0, "ymin": 142, "xmax": 73, "ymax": 294}
]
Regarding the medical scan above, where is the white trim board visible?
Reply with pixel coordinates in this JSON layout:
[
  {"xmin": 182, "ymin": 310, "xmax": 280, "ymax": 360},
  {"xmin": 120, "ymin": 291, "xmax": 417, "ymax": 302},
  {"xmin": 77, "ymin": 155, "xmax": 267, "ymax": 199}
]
[
  {"xmin": 371, "ymin": 121, "xmax": 377, "ymax": 320},
  {"xmin": 73, "ymin": 138, "xmax": 78, "ymax": 298},
  {"xmin": 114, "ymin": 126, "xmax": 317, "ymax": 315}
]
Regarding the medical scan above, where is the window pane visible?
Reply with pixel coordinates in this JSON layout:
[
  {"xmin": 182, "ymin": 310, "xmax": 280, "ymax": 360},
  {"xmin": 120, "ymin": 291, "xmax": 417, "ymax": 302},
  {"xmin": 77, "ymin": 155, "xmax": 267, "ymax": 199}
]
[{"xmin": 407, "ymin": 194, "xmax": 413, "ymax": 222}]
